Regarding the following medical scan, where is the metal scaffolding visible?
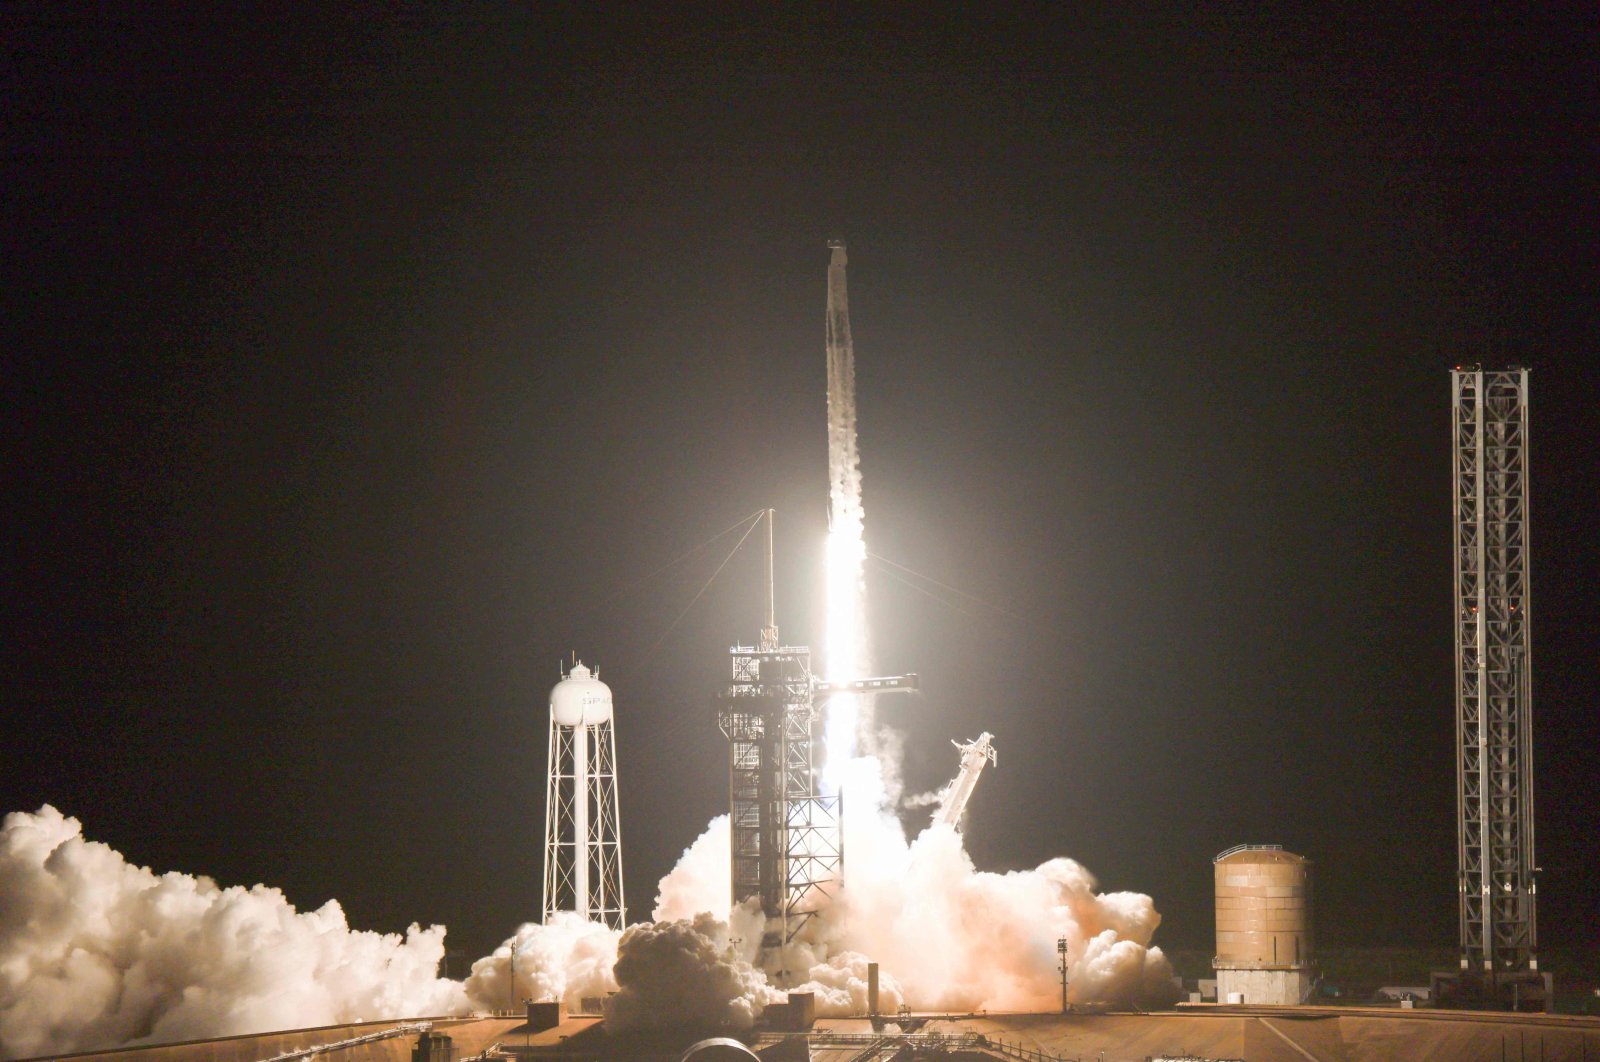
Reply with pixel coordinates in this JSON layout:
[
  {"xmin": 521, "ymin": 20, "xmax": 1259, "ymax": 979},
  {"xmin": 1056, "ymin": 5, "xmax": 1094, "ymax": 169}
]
[
  {"xmin": 1451, "ymin": 366, "xmax": 1537, "ymax": 978},
  {"xmin": 717, "ymin": 642, "xmax": 842, "ymax": 958}
]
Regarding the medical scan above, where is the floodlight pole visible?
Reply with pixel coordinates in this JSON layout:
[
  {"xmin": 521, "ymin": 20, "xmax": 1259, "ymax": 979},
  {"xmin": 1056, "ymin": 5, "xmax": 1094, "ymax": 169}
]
[
  {"xmin": 1058, "ymin": 937, "xmax": 1070, "ymax": 1014},
  {"xmin": 509, "ymin": 941, "xmax": 518, "ymax": 1016}
]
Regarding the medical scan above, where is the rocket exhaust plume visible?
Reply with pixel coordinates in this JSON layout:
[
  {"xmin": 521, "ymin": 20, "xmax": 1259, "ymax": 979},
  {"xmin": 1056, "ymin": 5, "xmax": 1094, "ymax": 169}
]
[
  {"xmin": 824, "ymin": 238, "xmax": 869, "ymax": 780},
  {"xmin": 803, "ymin": 238, "xmax": 1175, "ymax": 1014}
]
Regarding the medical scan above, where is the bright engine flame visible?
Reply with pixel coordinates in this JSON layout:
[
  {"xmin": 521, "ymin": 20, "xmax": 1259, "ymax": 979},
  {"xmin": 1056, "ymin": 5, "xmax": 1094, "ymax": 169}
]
[
  {"xmin": 824, "ymin": 520, "xmax": 868, "ymax": 784},
  {"xmin": 823, "ymin": 238, "xmax": 869, "ymax": 788}
]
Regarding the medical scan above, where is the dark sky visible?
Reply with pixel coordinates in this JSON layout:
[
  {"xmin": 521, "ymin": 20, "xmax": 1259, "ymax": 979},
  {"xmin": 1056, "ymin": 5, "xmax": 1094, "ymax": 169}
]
[{"xmin": 6, "ymin": 11, "xmax": 1597, "ymax": 967}]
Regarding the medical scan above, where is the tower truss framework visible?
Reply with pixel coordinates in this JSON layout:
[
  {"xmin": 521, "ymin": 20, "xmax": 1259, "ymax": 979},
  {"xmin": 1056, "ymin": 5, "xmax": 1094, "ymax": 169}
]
[
  {"xmin": 1451, "ymin": 366, "xmax": 1537, "ymax": 977},
  {"xmin": 717, "ymin": 644, "xmax": 842, "ymax": 957}
]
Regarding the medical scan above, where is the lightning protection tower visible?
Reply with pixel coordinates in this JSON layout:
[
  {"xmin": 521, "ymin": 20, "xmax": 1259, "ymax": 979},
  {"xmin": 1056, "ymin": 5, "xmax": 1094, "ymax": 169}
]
[
  {"xmin": 543, "ymin": 660, "xmax": 626, "ymax": 930},
  {"xmin": 1438, "ymin": 365, "xmax": 1547, "ymax": 1010}
]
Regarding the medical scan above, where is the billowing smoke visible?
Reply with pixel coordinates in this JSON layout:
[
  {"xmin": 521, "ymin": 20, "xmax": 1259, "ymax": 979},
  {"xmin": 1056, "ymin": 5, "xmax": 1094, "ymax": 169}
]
[
  {"xmin": 604, "ymin": 914, "xmax": 776, "ymax": 1033},
  {"xmin": 819, "ymin": 756, "xmax": 1174, "ymax": 1011},
  {"xmin": 599, "ymin": 907, "xmax": 906, "ymax": 1033},
  {"xmin": 651, "ymin": 814, "xmax": 730, "ymax": 923},
  {"xmin": 454, "ymin": 815, "xmax": 740, "ymax": 1022},
  {"xmin": 2, "ymin": 748, "xmax": 1172, "ymax": 1056},
  {"xmin": 460, "ymin": 914, "xmax": 618, "ymax": 1015},
  {"xmin": 586, "ymin": 751, "xmax": 1170, "ymax": 1033},
  {"xmin": 0, "ymin": 806, "xmax": 466, "ymax": 1060}
]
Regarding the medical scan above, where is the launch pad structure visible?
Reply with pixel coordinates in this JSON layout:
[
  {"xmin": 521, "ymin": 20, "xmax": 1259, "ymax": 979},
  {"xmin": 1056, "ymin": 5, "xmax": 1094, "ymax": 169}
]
[
  {"xmin": 717, "ymin": 635, "xmax": 838, "ymax": 952},
  {"xmin": 715, "ymin": 509, "xmax": 842, "ymax": 957},
  {"xmin": 714, "ymin": 510, "xmax": 917, "ymax": 965}
]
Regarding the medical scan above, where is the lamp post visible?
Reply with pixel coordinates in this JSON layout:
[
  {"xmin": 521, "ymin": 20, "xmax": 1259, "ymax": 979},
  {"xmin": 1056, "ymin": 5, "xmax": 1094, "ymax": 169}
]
[
  {"xmin": 1057, "ymin": 937, "xmax": 1070, "ymax": 1014},
  {"xmin": 509, "ymin": 941, "xmax": 519, "ymax": 1016}
]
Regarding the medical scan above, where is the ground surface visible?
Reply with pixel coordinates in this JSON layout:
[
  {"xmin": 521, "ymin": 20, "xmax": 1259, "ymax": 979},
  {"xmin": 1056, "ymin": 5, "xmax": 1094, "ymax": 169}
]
[
  {"xmin": 21, "ymin": 1007, "xmax": 1600, "ymax": 1062},
  {"xmin": 809, "ymin": 1008, "xmax": 1600, "ymax": 1062},
  {"xmin": 13, "ymin": 1017, "xmax": 529, "ymax": 1062}
]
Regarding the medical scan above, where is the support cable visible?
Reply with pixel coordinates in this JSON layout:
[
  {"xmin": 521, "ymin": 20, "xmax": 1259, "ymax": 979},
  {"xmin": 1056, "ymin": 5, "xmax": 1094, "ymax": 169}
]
[
  {"xmin": 867, "ymin": 553, "xmax": 1026, "ymax": 622},
  {"xmin": 638, "ymin": 514, "xmax": 767, "ymax": 667},
  {"xmin": 870, "ymin": 559, "xmax": 985, "ymax": 621},
  {"xmin": 594, "ymin": 509, "xmax": 769, "ymax": 611}
]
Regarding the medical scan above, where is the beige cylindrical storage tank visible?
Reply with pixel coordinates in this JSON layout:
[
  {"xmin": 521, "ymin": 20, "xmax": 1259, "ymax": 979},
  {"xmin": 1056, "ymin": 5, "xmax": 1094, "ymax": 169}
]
[{"xmin": 1213, "ymin": 844, "xmax": 1313, "ymax": 1005}]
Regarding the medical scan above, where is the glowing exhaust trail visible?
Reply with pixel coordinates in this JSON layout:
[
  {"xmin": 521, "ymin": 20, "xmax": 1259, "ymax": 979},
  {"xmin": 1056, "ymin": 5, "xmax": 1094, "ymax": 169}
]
[{"xmin": 824, "ymin": 238, "xmax": 869, "ymax": 782}]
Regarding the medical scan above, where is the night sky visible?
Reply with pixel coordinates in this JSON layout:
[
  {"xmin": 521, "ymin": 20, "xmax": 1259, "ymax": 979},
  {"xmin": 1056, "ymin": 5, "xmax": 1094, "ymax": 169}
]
[{"xmin": 6, "ymin": 12, "xmax": 1597, "ymax": 969}]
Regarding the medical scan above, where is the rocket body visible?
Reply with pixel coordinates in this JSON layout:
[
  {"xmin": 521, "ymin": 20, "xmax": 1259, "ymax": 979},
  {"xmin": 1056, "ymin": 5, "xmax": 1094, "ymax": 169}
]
[{"xmin": 824, "ymin": 240, "xmax": 870, "ymax": 775}]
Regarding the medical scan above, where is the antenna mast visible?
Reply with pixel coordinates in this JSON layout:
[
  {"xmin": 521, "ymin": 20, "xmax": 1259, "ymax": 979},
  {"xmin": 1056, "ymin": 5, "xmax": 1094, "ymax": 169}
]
[{"xmin": 760, "ymin": 508, "xmax": 778, "ymax": 651}]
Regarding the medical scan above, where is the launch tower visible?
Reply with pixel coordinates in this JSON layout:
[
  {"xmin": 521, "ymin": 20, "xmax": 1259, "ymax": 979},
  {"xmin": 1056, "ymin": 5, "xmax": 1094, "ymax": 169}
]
[
  {"xmin": 717, "ymin": 512, "xmax": 842, "ymax": 959},
  {"xmin": 1436, "ymin": 366, "xmax": 1547, "ymax": 1010},
  {"xmin": 543, "ymin": 661, "xmax": 626, "ymax": 930}
]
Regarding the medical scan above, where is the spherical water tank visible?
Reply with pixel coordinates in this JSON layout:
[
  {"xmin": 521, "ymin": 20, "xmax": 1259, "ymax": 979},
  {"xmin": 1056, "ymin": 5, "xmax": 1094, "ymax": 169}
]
[
  {"xmin": 550, "ymin": 662, "xmax": 613, "ymax": 726},
  {"xmin": 1214, "ymin": 845, "xmax": 1312, "ymax": 969}
]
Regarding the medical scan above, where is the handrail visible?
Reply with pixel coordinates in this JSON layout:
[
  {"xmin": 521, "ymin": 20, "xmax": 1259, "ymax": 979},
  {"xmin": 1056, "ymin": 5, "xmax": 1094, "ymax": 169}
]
[
  {"xmin": 1212, "ymin": 843, "xmax": 1284, "ymax": 861},
  {"xmin": 752, "ymin": 1030, "xmax": 1078, "ymax": 1061},
  {"xmin": 983, "ymin": 1035, "xmax": 1078, "ymax": 1061},
  {"xmin": 255, "ymin": 1021, "xmax": 432, "ymax": 1062}
]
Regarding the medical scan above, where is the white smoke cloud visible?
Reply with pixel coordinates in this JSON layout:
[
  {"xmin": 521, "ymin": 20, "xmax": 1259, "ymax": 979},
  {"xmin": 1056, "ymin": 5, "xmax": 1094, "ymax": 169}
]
[
  {"xmin": 0, "ymin": 806, "xmax": 467, "ymax": 1060},
  {"xmin": 451, "ymin": 816, "xmax": 749, "ymax": 1022},
  {"xmin": 652, "ymin": 815, "xmax": 730, "ymax": 923},
  {"xmin": 592, "ymin": 749, "xmax": 1172, "ymax": 1032},
  {"xmin": 788, "ymin": 949, "xmax": 904, "ymax": 1017},
  {"xmin": 2, "ymin": 737, "xmax": 1173, "ymax": 1054},
  {"xmin": 460, "ymin": 914, "xmax": 619, "ymax": 1015},
  {"xmin": 781, "ymin": 754, "xmax": 1172, "ymax": 1014}
]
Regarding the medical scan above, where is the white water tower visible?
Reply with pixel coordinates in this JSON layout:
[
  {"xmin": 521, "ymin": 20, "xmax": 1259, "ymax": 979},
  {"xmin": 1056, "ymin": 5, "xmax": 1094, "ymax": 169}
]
[{"xmin": 542, "ymin": 660, "xmax": 626, "ymax": 929}]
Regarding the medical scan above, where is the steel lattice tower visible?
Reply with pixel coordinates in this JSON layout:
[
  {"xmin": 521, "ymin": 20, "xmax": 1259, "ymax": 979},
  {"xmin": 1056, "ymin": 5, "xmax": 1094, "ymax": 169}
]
[
  {"xmin": 717, "ymin": 640, "xmax": 843, "ymax": 960},
  {"xmin": 713, "ymin": 511, "xmax": 843, "ymax": 972},
  {"xmin": 1451, "ymin": 366, "xmax": 1537, "ymax": 978}
]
